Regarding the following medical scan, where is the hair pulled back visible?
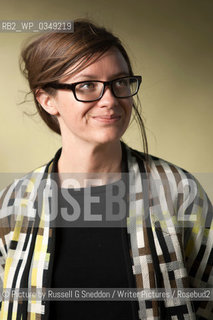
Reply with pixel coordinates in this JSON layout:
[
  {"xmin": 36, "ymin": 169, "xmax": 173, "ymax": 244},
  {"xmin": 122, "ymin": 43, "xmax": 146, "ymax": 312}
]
[{"xmin": 20, "ymin": 19, "xmax": 148, "ymax": 155}]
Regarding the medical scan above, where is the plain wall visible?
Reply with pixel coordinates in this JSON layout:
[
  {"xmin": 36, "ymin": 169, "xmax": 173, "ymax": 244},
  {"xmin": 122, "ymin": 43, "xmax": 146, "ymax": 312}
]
[{"xmin": 0, "ymin": 0, "xmax": 212, "ymax": 184}]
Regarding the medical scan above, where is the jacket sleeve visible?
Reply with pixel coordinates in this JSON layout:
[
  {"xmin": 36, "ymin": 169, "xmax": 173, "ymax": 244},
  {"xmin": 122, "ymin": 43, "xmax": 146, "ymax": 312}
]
[
  {"xmin": 182, "ymin": 173, "xmax": 213, "ymax": 319},
  {"xmin": 0, "ymin": 183, "xmax": 17, "ymax": 307}
]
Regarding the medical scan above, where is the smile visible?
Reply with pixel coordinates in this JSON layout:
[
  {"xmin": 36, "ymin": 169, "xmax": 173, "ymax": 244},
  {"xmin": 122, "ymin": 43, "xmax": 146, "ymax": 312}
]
[{"xmin": 92, "ymin": 115, "xmax": 121, "ymax": 123}]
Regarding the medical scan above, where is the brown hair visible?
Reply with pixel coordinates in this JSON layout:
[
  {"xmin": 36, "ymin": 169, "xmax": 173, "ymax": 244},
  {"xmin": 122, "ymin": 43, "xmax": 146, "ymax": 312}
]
[{"xmin": 20, "ymin": 18, "xmax": 148, "ymax": 156}]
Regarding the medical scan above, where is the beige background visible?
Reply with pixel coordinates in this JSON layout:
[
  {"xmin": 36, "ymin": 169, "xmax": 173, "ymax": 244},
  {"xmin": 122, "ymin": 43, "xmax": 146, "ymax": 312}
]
[{"xmin": 0, "ymin": 0, "xmax": 212, "ymax": 182}]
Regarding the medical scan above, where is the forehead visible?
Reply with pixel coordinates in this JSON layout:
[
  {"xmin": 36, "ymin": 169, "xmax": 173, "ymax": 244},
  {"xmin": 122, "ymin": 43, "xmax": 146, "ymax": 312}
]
[{"xmin": 62, "ymin": 48, "xmax": 130, "ymax": 82}]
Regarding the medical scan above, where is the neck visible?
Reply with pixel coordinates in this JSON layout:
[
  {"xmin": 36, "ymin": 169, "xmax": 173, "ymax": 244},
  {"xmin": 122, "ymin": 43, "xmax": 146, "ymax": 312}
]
[{"xmin": 57, "ymin": 139, "xmax": 123, "ymax": 187}]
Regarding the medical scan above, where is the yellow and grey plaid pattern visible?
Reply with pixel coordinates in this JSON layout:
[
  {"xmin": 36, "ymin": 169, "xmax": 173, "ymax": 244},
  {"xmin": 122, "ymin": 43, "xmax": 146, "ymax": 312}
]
[{"xmin": 0, "ymin": 145, "xmax": 212, "ymax": 319}]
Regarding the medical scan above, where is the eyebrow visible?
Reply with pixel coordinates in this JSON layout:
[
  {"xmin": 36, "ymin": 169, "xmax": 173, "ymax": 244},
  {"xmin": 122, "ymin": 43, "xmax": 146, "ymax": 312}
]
[{"xmin": 71, "ymin": 72, "xmax": 130, "ymax": 81}]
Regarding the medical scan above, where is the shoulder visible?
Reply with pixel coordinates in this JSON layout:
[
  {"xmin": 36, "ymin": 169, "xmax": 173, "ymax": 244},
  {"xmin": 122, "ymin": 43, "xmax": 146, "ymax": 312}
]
[
  {"xmin": 0, "ymin": 162, "xmax": 51, "ymax": 214},
  {"xmin": 127, "ymin": 145, "xmax": 211, "ymax": 207},
  {"xmin": 128, "ymin": 144, "xmax": 189, "ymax": 179},
  {"xmin": 0, "ymin": 156, "xmax": 55, "ymax": 243},
  {"xmin": 128, "ymin": 145, "xmax": 213, "ymax": 232}
]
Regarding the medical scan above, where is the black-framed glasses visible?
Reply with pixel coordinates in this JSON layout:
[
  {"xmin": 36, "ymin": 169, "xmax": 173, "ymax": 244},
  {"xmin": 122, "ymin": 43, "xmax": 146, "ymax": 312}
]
[{"xmin": 43, "ymin": 76, "xmax": 142, "ymax": 102}]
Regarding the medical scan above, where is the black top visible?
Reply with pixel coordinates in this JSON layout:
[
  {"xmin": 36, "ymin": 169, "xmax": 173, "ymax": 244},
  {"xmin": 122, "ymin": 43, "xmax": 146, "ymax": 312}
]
[{"xmin": 49, "ymin": 146, "xmax": 139, "ymax": 319}]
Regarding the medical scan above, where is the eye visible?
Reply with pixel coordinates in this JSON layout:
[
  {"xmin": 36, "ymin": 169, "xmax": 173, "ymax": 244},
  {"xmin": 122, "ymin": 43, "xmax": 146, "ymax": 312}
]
[
  {"xmin": 78, "ymin": 82, "xmax": 97, "ymax": 91},
  {"xmin": 114, "ymin": 78, "xmax": 129, "ymax": 87}
]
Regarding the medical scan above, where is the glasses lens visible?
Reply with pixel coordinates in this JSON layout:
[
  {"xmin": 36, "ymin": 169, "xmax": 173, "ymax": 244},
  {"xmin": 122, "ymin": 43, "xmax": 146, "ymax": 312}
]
[
  {"xmin": 113, "ymin": 77, "xmax": 139, "ymax": 98},
  {"xmin": 75, "ymin": 81, "xmax": 103, "ymax": 101}
]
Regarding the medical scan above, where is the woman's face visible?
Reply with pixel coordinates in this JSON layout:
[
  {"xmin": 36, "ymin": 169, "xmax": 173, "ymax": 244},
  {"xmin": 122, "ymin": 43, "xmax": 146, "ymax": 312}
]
[{"xmin": 46, "ymin": 48, "xmax": 133, "ymax": 147}]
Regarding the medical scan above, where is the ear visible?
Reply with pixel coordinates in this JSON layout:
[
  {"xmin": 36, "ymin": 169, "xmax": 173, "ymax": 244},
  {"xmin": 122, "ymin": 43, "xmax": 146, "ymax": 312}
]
[{"xmin": 36, "ymin": 89, "xmax": 59, "ymax": 115}]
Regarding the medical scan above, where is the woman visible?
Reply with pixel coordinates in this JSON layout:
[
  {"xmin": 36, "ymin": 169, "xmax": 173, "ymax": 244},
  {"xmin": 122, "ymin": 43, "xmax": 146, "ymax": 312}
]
[{"xmin": 0, "ymin": 19, "xmax": 212, "ymax": 320}]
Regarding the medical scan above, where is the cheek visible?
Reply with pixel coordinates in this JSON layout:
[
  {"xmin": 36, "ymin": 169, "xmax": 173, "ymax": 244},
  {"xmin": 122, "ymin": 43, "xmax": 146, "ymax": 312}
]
[
  {"xmin": 55, "ymin": 93, "xmax": 88, "ymax": 118},
  {"xmin": 124, "ymin": 100, "xmax": 133, "ymax": 117},
  {"xmin": 82, "ymin": 103, "xmax": 97, "ymax": 118}
]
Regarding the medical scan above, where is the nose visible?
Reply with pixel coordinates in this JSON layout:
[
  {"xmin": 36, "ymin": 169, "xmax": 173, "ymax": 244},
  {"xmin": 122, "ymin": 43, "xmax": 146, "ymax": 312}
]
[{"xmin": 97, "ymin": 85, "xmax": 118, "ymax": 108}]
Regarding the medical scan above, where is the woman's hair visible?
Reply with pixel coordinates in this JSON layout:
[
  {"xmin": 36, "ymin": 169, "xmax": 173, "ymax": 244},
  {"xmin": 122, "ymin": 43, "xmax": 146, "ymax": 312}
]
[{"xmin": 20, "ymin": 18, "xmax": 148, "ymax": 156}]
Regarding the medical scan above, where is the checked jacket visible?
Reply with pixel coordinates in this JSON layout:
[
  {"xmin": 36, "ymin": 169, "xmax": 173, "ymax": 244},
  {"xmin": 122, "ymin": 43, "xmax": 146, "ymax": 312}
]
[{"xmin": 0, "ymin": 143, "xmax": 212, "ymax": 319}]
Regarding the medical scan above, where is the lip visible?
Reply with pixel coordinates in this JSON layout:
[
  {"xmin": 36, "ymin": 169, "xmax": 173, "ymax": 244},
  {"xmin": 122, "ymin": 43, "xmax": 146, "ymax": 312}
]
[{"xmin": 92, "ymin": 114, "xmax": 121, "ymax": 123}]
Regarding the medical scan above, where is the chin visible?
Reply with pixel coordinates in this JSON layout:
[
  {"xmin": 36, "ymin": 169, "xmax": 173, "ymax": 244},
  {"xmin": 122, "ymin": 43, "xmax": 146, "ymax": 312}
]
[
  {"xmin": 92, "ymin": 133, "xmax": 122, "ymax": 145},
  {"xmin": 83, "ymin": 127, "xmax": 127, "ymax": 146}
]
